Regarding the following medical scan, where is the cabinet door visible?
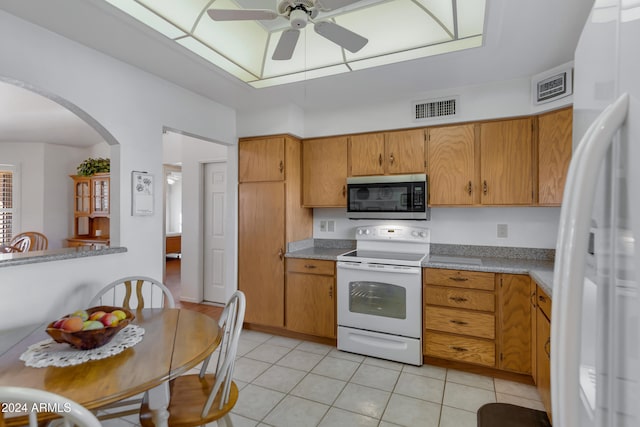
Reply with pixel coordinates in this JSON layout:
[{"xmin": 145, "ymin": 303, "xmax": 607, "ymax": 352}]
[
  {"xmin": 286, "ymin": 273, "xmax": 335, "ymax": 338},
  {"xmin": 385, "ymin": 129, "xmax": 426, "ymax": 175},
  {"xmin": 498, "ymin": 274, "xmax": 531, "ymax": 374},
  {"xmin": 74, "ymin": 177, "xmax": 91, "ymax": 216},
  {"xmin": 537, "ymin": 308, "xmax": 552, "ymax": 423},
  {"xmin": 530, "ymin": 280, "xmax": 538, "ymax": 384},
  {"xmin": 239, "ymin": 137, "xmax": 285, "ymax": 182},
  {"xmin": 91, "ymin": 176, "xmax": 110, "ymax": 216},
  {"xmin": 538, "ymin": 107, "xmax": 572, "ymax": 205},
  {"xmin": 480, "ymin": 118, "xmax": 533, "ymax": 204},
  {"xmin": 349, "ymin": 133, "xmax": 385, "ymax": 176},
  {"xmin": 238, "ymin": 182, "xmax": 285, "ymax": 327},
  {"xmin": 302, "ymin": 136, "xmax": 348, "ymax": 207},
  {"xmin": 428, "ymin": 124, "xmax": 476, "ymax": 205}
]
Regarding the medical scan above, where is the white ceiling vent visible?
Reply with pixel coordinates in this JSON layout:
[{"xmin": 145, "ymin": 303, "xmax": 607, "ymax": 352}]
[
  {"xmin": 532, "ymin": 64, "xmax": 573, "ymax": 105},
  {"xmin": 413, "ymin": 97, "xmax": 458, "ymax": 121}
]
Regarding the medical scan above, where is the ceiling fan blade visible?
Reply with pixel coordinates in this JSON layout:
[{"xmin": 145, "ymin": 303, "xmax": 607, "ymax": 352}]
[
  {"xmin": 315, "ymin": 0, "xmax": 363, "ymax": 12},
  {"xmin": 207, "ymin": 9, "xmax": 278, "ymax": 21},
  {"xmin": 272, "ymin": 29, "xmax": 300, "ymax": 60},
  {"xmin": 314, "ymin": 21, "xmax": 368, "ymax": 53}
]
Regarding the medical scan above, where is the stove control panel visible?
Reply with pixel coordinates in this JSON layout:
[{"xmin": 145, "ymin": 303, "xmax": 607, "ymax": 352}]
[{"xmin": 354, "ymin": 225, "xmax": 430, "ymax": 243}]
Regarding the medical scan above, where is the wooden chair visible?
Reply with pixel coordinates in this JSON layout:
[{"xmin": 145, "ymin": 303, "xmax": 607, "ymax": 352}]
[
  {"xmin": 8, "ymin": 236, "xmax": 30, "ymax": 252},
  {"xmin": 0, "ymin": 386, "xmax": 101, "ymax": 427},
  {"xmin": 140, "ymin": 291, "xmax": 246, "ymax": 427},
  {"xmin": 90, "ymin": 276, "xmax": 176, "ymax": 309},
  {"xmin": 88, "ymin": 276, "xmax": 175, "ymax": 421},
  {"xmin": 10, "ymin": 232, "xmax": 48, "ymax": 251}
]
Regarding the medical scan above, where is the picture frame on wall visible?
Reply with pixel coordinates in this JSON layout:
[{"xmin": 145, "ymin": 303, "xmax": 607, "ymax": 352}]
[{"xmin": 132, "ymin": 171, "xmax": 154, "ymax": 216}]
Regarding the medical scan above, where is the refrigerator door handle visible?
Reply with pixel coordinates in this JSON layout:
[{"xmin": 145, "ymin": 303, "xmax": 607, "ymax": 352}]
[{"xmin": 552, "ymin": 93, "xmax": 629, "ymax": 427}]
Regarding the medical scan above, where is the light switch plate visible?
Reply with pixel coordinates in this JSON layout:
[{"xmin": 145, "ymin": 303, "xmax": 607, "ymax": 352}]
[{"xmin": 497, "ymin": 224, "xmax": 508, "ymax": 238}]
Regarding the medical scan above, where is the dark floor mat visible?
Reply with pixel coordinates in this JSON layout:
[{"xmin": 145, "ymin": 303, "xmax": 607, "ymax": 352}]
[{"xmin": 477, "ymin": 403, "xmax": 552, "ymax": 427}]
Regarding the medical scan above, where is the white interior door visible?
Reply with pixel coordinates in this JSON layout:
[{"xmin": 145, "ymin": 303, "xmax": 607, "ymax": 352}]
[{"xmin": 203, "ymin": 161, "xmax": 227, "ymax": 303}]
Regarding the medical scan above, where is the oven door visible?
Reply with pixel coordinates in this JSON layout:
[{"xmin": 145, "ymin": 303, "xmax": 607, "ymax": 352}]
[{"xmin": 337, "ymin": 261, "xmax": 422, "ymax": 338}]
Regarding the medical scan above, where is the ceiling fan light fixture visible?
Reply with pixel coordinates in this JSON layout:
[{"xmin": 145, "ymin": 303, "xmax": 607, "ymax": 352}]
[{"xmin": 289, "ymin": 8, "xmax": 309, "ymax": 28}]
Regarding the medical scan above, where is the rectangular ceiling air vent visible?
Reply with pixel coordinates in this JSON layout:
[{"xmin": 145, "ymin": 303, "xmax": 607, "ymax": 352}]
[
  {"xmin": 532, "ymin": 65, "xmax": 573, "ymax": 104},
  {"xmin": 413, "ymin": 97, "xmax": 458, "ymax": 121}
]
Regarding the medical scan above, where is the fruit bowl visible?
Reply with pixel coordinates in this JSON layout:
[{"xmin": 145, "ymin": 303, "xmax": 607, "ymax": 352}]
[{"xmin": 46, "ymin": 306, "xmax": 135, "ymax": 350}]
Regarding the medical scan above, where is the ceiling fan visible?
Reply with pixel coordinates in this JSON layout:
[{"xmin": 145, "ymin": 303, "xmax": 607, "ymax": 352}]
[{"xmin": 207, "ymin": 0, "xmax": 368, "ymax": 60}]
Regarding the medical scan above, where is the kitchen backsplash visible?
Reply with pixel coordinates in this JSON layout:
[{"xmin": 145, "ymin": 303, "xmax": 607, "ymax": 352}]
[{"xmin": 313, "ymin": 206, "xmax": 562, "ymax": 250}]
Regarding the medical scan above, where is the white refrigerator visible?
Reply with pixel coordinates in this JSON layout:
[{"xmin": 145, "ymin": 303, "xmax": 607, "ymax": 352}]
[{"xmin": 552, "ymin": 1, "xmax": 639, "ymax": 427}]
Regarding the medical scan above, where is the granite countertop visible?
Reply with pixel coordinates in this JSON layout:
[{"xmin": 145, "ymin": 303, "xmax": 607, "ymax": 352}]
[
  {"xmin": 286, "ymin": 239, "xmax": 555, "ymax": 296},
  {"xmin": 0, "ymin": 246, "xmax": 127, "ymax": 268}
]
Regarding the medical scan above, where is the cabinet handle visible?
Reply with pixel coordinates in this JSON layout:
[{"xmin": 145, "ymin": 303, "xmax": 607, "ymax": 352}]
[
  {"xmin": 531, "ymin": 290, "xmax": 537, "ymax": 308},
  {"xmin": 389, "ymin": 153, "xmax": 395, "ymax": 164},
  {"xmin": 539, "ymin": 295, "xmax": 547, "ymax": 303},
  {"xmin": 279, "ymin": 160, "xmax": 284, "ymax": 173},
  {"xmin": 544, "ymin": 337, "xmax": 551, "ymax": 358},
  {"xmin": 467, "ymin": 181, "xmax": 472, "ymax": 195},
  {"xmin": 448, "ymin": 276, "xmax": 469, "ymax": 282},
  {"xmin": 483, "ymin": 180, "xmax": 488, "ymax": 195},
  {"xmin": 378, "ymin": 153, "xmax": 383, "ymax": 166},
  {"xmin": 304, "ymin": 264, "xmax": 317, "ymax": 269},
  {"xmin": 450, "ymin": 319, "xmax": 468, "ymax": 326},
  {"xmin": 451, "ymin": 346, "xmax": 468, "ymax": 352},
  {"xmin": 278, "ymin": 247, "xmax": 284, "ymax": 261},
  {"xmin": 449, "ymin": 296, "xmax": 468, "ymax": 303},
  {"xmin": 342, "ymin": 185, "xmax": 346, "ymax": 198},
  {"xmin": 329, "ymin": 286, "xmax": 333, "ymax": 299}
]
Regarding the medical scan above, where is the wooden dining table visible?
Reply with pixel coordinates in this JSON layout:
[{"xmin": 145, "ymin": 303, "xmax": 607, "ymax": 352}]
[{"xmin": 0, "ymin": 308, "xmax": 221, "ymax": 427}]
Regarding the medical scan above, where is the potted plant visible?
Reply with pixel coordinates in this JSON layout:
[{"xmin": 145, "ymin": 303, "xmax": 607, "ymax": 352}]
[{"xmin": 76, "ymin": 157, "xmax": 110, "ymax": 176}]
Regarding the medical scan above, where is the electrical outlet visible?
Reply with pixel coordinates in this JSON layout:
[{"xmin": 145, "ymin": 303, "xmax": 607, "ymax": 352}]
[
  {"xmin": 497, "ymin": 224, "xmax": 508, "ymax": 238},
  {"xmin": 328, "ymin": 220, "xmax": 335, "ymax": 232},
  {"xmin": 320, "ymin": 221, "xmax": 327, "ymax": 232}
]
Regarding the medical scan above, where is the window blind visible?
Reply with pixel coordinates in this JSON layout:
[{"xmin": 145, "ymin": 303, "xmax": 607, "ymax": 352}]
[{"xmin": 0, "ymin": 170, "xmax": 13, "ymax": 245}]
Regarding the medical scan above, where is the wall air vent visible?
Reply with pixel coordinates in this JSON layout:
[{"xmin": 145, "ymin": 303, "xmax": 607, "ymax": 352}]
[
  {"xmin": 412, "ymin": 97, "xmax": 458, "ymax": 121},
  {"xmin": 532, "ymin": 64, "xmax": 573, "ymax": 105}
]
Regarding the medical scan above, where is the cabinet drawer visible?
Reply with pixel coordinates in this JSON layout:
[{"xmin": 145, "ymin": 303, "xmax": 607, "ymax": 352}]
[
  {"xmin": 425, "ymin": 286, "xmax": 495, "ymax": 312},
  {"xmin": 425, "ymin": 306, "xmax": 495, "ymax": 339},
  {"xmin": 287, "ymin": 258, "xmax": 335, "ymax": 276},
  {"xmin": 425, "ymin": 331, "xmax": 495, "ymax": 367},
  {"xmin": 424, "ymin": 268, "xmax": 495, "ymax": 290},
  {"xmin": 537, "ymin": 286, "xmax": 552, "ymax": 320}
]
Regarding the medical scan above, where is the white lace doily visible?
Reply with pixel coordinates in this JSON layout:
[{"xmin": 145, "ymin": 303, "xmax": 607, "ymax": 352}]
[{"xmin": 20, "ymin": 325, "xmax": 145, "ymax": 368}]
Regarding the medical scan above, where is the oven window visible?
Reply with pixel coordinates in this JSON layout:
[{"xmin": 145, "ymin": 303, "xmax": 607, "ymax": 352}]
[{"xmin": 348, "ymin": 281, "xmax": 406, "ymax": 319}]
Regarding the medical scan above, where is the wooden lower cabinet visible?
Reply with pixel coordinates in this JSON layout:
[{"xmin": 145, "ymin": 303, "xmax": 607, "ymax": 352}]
[
  {"xmin": 285, "ymin": 259, "xmax": 336, "ymax": 339},
  {"xmin": 536, "ymin": 285, "xmax": 553, "ymax": 423},
  {"xmin": 239, "ymin": 182, "xmax": 286, "ymax": 327},
  {"xmin": 498, "ymin": 274, "xmax": 532, "ymax": 374},
  {"xmin": 425, "ymin": 331, "xmax": 495, "ymax": 367},
  {"xmin": 424, "ymin": 268, "xmax": 533, "ymax": 376}
]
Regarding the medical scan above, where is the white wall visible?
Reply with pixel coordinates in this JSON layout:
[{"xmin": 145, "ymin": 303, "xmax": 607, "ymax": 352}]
[
  {"xmin": 0, "ymin": 142, "xmax": 99, "ymax": 249},
  {"xmin": 0, "ymin": 10, "xmax": 237, "ymax": 330},
  {"xmin": 313, "ymin": 207, "xmax": 561, "ymax": 249}
]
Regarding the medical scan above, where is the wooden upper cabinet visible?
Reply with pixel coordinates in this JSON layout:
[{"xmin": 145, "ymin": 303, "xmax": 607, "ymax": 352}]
[
  {"xmin": 480, "ymin": 118, "xmax": 534, "ymax": 205},
  {"xmin": 385, "ymin": 129, "xmax": 426, "ymax": 175},
  {"xmin": 302, "ymin": 136, "xmax": 348, "ymax": 207},
  {"xmin": 348, "ymin": 129, "xmax": 426, "ymax": 176},
  {"xmin": 349, "ymin": 133, "xmax": 385, "ymax": 176},
  {"xmin": 428, "ymin": 124, "xmax": 476, "ymax": 205},
  {"xmin": 239, "ymin": 137, "xmax": 285, "ymax": 182},
  {"xmin": 538, "ymin": 107, "xmax": 572, "ymax": 205}
]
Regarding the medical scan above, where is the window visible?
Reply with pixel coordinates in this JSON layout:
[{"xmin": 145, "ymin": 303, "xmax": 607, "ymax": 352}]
[{"xmin": 0, "ymin": 165, "xmax": 18, "ymax": 246}]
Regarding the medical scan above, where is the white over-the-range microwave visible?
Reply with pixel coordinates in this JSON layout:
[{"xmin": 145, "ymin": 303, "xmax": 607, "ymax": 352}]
[{"xmin": 346, "ymin": 174, "xmax": 430, "ymax": 220}]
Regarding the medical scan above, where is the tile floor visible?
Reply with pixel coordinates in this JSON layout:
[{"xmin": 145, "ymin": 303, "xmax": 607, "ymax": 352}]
[{"xmin": 104, "ymin": 329, "xmax": 545, "ymax": 427}]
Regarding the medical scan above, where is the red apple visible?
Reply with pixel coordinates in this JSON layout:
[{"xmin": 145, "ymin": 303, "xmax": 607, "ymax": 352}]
[{"xmin": 100, "ymin": 313, "xmax": 119, "ymax": 327}]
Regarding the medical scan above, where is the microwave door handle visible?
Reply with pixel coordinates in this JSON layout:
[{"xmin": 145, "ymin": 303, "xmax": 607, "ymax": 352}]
[{"xmin": 551, "ymin": 93, "xmax": 628, "ymax": 427}]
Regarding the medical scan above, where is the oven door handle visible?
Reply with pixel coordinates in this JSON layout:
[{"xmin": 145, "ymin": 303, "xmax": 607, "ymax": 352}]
[{"xmin": 337, "ymin": 262, "xmax": 421, "ymax": 275}]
